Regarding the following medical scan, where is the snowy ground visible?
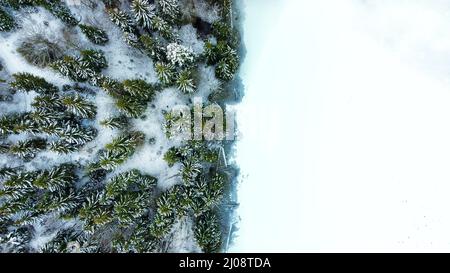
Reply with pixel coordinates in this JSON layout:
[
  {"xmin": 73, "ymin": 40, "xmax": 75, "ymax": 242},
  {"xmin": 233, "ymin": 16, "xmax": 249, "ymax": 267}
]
[{"xmin": 231, "ymin": 0, "xmax": 450, "ymax": 252}]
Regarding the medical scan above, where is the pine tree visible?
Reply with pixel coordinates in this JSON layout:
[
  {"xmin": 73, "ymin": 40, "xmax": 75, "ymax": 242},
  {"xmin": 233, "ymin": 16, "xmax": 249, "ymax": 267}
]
[
  {"xmin": 157, "ymin": 0, "xmax": 181, "ymax": 23},
  {"xmin": 113, "ymin": 192, "xmax": 149, "ymax": 226},
  {"xmin": 106, "ymin": 169, "xmax": 156, "ymax": 198},
  {"xmin": 11, "ymin": 73, "xmax": 58, "ymax": 94},
  {"xmin": 163, "ymin": 146, "xmax": 181, "ymax": 167},
  {"xmin": 42, "ymin": 0, "xmax": 79, "ymax": 26},
  {"xmin": 140, "ymin": 34, "xmax": 166, "ymax": 62},
  {"xmin": 100, "ymin": 116, "xmax": 129, "ymax": 129},
  {"xmin": 123, "ymin": 79, "xmax": 155, "ymax": 101},
  {"xmin": 61, "ymin": 94, "xmax": 97, "ymax": 119},
  {"xmin": 91, "ymin": 131, "xmax": 144, "ymax": 171},
  {"xmin": 155, "ymin": 62, "xmax": 175, "ymax": 85},
  {"xmin": 0, "ymin": 227, "xmax": 32, "ymax": 253},
  {"xmin": 29, "ymin": 109, "xmax": 63, "ymax": 126},
  {"xmin": 215, "ymin": 45, "xmax": 239, "ymax": 81},
  {"xmin": 80, "ymin": 49, "xmax": 108, "ymax": 72},
  {"xmin": 17, "ymin": 34, "xmax": 64, "ymax": 67},
  {"xmin": 79, "ymin": 24, "xmax": 109, "ymax": 45},
  {"xmin": 32, "ymin": 164, "xmax": 76, "ymax": 192},
  {"xmin": 56, "ymin": 124, "xmax": 97, "ymax": 146},
  {"xmin": 166, "ymin": 43, "xmax": 195, "ymax": 68},
  {"xmin": 9, "ymin": 138, "xmax": 47, "ymax": 159},
  {"xmin": 131, "ymin": 0, "xmax": 155, "ymax": 29},
  {"xmin": 150, "ymin": 15, "xmax": 172, "ymax": 40},
  {"xmin": 115, "ymin": 96, "xmax": 147, "ymax": 118},
  {"xmin": 194, "ymin": 210, "xmax": 221, "ymax": 253},
  {"xmin": 79, "ymin": 192, "xmax": 113, "ymax": 233},
  {"xmin": 105, "ymin": 131, "xmax": 145, "ymax": 154},
  {"xmin": 176, "ymin": 69, "xmax": 196, "ymax": 94},
  {"xmin": 32, "ymin": 94, "xmax": 63, "ymax": 111},
  {"xmin": 0, "ymin": 7, "xmax": 15, "ymax": 32},
  {"xmin": 108, "ymin": 9, "xmax": 136, "ymax": 33},
  {"xmin": 36, "ymin": 189, "xmax": 80, "ymax": 215},
  {"xmin": 180, "ymin": 159, "xmax": 202, "ymax": 183},
  {"xmin": 49, "ymin": 140, "xmax": 79, "ymax": 154}
]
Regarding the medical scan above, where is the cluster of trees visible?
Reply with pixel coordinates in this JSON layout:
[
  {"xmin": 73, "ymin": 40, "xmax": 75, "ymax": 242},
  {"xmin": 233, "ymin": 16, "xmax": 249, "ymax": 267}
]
[
  {"xmin": 0, "ymin": 6, "xmax": 14, "ymax": 31},
  {"xmin": 158, "ymin": 141, "xmax": 226, "ymax": 252},
  {"xmin": 0, "ymin": 73, "xmax": 97, "ymax": 157},
  {"xmin": 0, "ymin": 164, "xmax": 158, "ymax": 252},
  {"xmin": 88, "ymin": 131, "xmax": 145, "ymax": 173},
  {"xmin": 0, "ymin": 0, "xmax": 78, "ymax": 26}
]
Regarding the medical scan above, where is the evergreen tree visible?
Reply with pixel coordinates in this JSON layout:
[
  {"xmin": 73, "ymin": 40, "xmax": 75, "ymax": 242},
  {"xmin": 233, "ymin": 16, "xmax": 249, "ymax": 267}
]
[
  {"xmin": 113, "ymin": 192, "xmax": 149, "ymax": 226},
  {"xmin": 100, "ymin": 116, "xmax": 129, "ymax": 129},
  {"xmin": 11, "ymin": 73, "xmax": 58, "ymax": 94},
  {"xmin": 49, "ymin": 140, "xmax": 79, "ymax": 154},
  {"xmin": 180, "ymin": 159, "xmax": 202, "ymax": 183},
  {"xmin": 32, "ymin": 94, "xmax": 63, "ymax": 111},
  {"xmin": 123, "ymin": 79, "xmax": 156, "ymax": 100},
  {"xmin": 0, "ymin": 7, "xmax": 15, "ymax": 32},
  {"xmin": 166, "ymin": 43, "xmax": 195, "ymax": 68},
  {"xmin": 36, "ymin": 189, "xmax": 80, "ymax": 215},
  {"xmin": 115, "ymin": 96, "xmax": 147, "ymax": 118},
  {"xmin": 80, "ymin": 49, "xmax": 108, "ymax": 72},
  {"xmin": 176, "ymin": 69, "xmax": 196, "ymax": 94},
  {"xmin": 42, "ymin": 0, "xmax": 79, "ymax": 26},
  {"xmin": 157, "ymin": 0, "xmax": 181, "ymax": 23},
  {"xmin": 194, "ymin": 210, "xmax": 221, "ymax": 253},
  {"xmin": 140, "ymin": 34, "xmax": 166, "ymax": 62},
  {"xmin": 29, "ymin": 109, "xmax": 63, "ymax": 126},
  {"xmin": 0, "ymin": 227, "xmax": 32, "ymax": 253},
  {"xmin": 105, "ymin": 131, "xmax": 145, "ymax": 154},
  {"xmin": 8, "ymin": 138, "xmax": 47, "ymax": 159},
  {"xmin": 56, "ymin": 124, "xmax": 97, "ymax": 146},
  {"xmin": 79, "ymin": 24, "xmax": 109, "ymax": 45},
  {"xmin": 17, "ymin": 34, "xmax": 64, "ymax": 67},
  {"xmin": 155, "ymin": 62, "xmax": 175, "ymax": 85},
  {"xmin": 150, "ymin": 15, "xmax": 172, "ymax": 40},
  {"xmin": 79, "ymin": 192, "xmax": 113, "ymax": 233},
  {"xmin": 106, "ymin": 169, "xmax": 156, "ymax": 198},
  {"xmin": 108, "ymin": 9, "xmax": 136, "ymax": 33},
  {"xmin": 61, "ymin": 94, "xmax": 97, "ymax": 119},
  {"xmin": 32, "ymin": 164, "xmax": 76, "ymax": 192},
  {"xmin": 131, "ymin": 0, "xmax": 155, "ymax": 29}
]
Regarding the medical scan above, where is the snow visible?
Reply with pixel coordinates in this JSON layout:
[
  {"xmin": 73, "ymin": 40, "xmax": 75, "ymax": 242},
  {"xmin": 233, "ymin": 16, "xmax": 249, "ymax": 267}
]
[{"xmin": 232, "ymin": 0, "xmax": 450, "ymax": 252}]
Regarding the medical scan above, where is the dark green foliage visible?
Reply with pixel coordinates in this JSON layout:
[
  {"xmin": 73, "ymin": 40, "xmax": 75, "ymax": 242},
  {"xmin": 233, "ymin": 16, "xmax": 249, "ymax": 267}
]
[
  {"xmin": 131, "ymin": 0, "xmax": 155, "ymax": 29},
  {"xmin": 150, "ymin": 15, "xmax": 173, "ymax": 40},
  {"xmin": 155, "ymin": 62, "xmax": 175, "ymax": 85},
  {"xmin": 176, "ymin": 69, "xmax": 196, "ymax": 94},
  {"xmin": 79, "ymin": 24, "xmax": 109, "ymax": 45},
  {"xmin": 61, "ymin": 94, "xmax": 97, "ymax": 119},
  {"xmin": 0, "ymin": 7, "xmax": 15, "ymax": 31},
  {"xmin": 140, "ymin": 34, "xmax": 166, "ymax": 62},
  {"xmin": 80, "ymin": 49, "xmax": 108, "ymax": 72},
  {"xmin": 17, "ymin": 35, "xmax": 64, "ymax": 67},
  {"xmin": 32, "ymin": 164, "xmax": 76, "ymax": 192},
  {"xmin": 8, "ymin": 138, "xmax": 47, "ymax": 159},
  {"xmin": 194, "ymin": 210, "xmax": 221, "ymax": 253},
  {"xmin": 157, "ymin": 0, "xmax": 181, "ymax": 24},
  {"xmin": 89, "ymin": 131, "xmax": 145, "ymax": 172},
  {"xmin": 100, "ymin": 116, "xmax": 129, "ymax": 129},
  {"xmin": 122, "ymin": 79, "xmax": 156, "ymax": 101},
  {"xmin": 51, "ymin": 50, "xmax": 107, "ymax": 83},
  {"xmin": 41, "ymin": 0, "xmax": 78, "ymax": 26},
  {"xmin": 105, "ymin": 169, "xmax": 156, "ymax": 198},
  {"xmin": 10, "ymin": 73, "xmax": 58, "ymax": 94},
  {"xmin": 212, "ymin": 21, "xmax": 238, "ymax": 48},
  {"xmin": 78, "ymin": 192, "xmax": 113, "ymax": 233}
]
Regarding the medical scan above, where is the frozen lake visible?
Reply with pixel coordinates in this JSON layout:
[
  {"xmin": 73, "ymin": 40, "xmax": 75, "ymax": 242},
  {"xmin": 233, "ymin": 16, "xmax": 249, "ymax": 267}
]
[{"xmin": 231, "ymin": 0, "xmax": 450, "ymax": 252}]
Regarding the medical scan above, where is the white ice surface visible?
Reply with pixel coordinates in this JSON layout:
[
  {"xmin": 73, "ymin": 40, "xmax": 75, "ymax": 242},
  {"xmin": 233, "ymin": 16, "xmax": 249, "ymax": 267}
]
[{"xmin": 231, "ymin": 0, "xmax": 450, "ymax": 252}]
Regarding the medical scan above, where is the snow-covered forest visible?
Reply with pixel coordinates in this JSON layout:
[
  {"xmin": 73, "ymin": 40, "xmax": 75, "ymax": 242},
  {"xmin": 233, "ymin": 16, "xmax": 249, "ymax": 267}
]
[{"xmin": 0, "ymin": 0, "xmax": 241, "ymax": 253}]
